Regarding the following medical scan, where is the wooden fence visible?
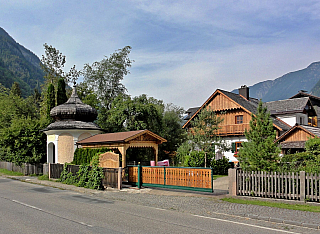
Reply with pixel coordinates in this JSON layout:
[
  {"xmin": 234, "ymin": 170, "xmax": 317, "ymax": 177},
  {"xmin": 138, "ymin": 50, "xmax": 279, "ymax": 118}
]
[
  {"xmin": 128, "ymin": 166, "xmax": 213, "ymax": 192},
  {"xmin": 0, "ymin": 161, "xmax": 45, "ymax": 175},
  {"xmin": 49, "ymin": 163, "xmax": 121, "ymax": 189},
  {"xmin": 235, "ymin": 169, "xmax": 320, "ymax": 202}
]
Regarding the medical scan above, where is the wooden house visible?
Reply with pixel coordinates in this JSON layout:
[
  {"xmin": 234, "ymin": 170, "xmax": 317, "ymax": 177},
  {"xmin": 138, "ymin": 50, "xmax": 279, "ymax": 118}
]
[
  {"xmin": 276, "ymin": 124, "xmax": 320, "ymax": 154},
  {"xmin": 183, "ymin": 85, "xmax": 290, "ymax": 162},
  {"xmin": 290, "ymin": 91, "xmax": 320, "ymax": 127}
]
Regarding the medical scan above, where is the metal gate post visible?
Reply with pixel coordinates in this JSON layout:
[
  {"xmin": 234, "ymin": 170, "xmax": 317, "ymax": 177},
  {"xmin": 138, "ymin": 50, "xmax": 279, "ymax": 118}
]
[
  {"xmin": 211, "ymin": 168, "xmax": 214, "ymax": 193},
  {"xmin": 137, "ymin": 163, "xmax": 142, "ymax": 189}
]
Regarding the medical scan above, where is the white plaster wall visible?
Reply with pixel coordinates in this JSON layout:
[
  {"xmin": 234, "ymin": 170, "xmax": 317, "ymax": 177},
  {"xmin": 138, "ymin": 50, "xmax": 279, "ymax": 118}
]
[
  {"xmin": 218, "ymin": 136, "xmax": 247, "ymax": 162},
  {"xmin": 44, "ymin": 129, "xmax": 102, "ymax": 163},
  {"xmin": 277, "ymin": 113, "xmax": 308, "ymax": 126},
  {"xmin": 277, "ymin": 114, "xmax": 298, "ymax": 127}
]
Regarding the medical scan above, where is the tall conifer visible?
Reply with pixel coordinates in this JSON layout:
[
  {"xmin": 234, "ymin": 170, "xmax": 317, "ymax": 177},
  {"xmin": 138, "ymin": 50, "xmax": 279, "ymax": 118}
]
[
  {"xmin": 47, "ymin": 83, "xmax": 55, "ymax": 120},
  {"xmin": 57, "ymin": 78, "xmax": 67, "ymax": 105},
  {"xmin": 238, "ymin": 101, "xmax": 280, "ymax": 171}
]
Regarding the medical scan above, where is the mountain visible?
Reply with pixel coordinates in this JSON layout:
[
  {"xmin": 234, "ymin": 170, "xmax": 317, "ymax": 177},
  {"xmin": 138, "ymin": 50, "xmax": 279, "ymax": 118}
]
[
  {"xmin": 0, "ymin": 27, "xmax": 44, "ymax": 97},
  {"xmin": 232, "ymin": 62, "xmax": 320, "ymax": 102}
]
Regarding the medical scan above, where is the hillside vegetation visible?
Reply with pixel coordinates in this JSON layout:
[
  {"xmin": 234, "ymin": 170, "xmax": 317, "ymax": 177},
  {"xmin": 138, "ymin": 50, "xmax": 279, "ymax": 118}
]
[
  {"xmin": 233, "ymin": 62, "xmax": 320, "ymax": 101},
  {"xmin": 0, "ymin": 27, "xmax": 44, "ymax": 97}
]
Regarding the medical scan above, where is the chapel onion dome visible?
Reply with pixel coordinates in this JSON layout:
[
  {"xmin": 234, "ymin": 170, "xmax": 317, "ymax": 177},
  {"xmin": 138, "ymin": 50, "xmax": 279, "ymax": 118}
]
[{"xmin": 50, "ymin": 85, "xmax": 98, "ymax": 122}]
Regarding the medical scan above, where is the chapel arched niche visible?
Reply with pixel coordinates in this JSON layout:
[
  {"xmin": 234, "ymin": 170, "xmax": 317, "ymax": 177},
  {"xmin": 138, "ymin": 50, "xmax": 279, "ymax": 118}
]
[{"xmin": 48, "ymin": 142, "xmax": 56, "ymax": 163}]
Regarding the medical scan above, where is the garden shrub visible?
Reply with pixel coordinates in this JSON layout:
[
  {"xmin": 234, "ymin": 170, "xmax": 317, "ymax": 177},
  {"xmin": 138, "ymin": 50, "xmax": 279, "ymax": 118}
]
[
  {"xmin": 211, "ymin": 157, "xmax": 232, "ymax": 175},
  {"xmin": 72, "ymin": 147, "xmax": 110, "ymax": 165},
  {"xmin": 58, "ymin": 157, "xmax": 104, "ymax": 190}
]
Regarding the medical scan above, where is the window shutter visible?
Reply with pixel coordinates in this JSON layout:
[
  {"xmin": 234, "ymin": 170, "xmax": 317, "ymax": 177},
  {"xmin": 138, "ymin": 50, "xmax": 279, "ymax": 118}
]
[{"xmin": 231, "ymin": 142, "xmax": 236, "ymax": 153}]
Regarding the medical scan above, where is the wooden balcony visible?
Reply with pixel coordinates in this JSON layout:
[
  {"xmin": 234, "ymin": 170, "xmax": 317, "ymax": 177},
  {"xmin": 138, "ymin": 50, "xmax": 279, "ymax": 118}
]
[{"xmin": 217, "ymin": 123, "xmax": 250, "ymax": 136}]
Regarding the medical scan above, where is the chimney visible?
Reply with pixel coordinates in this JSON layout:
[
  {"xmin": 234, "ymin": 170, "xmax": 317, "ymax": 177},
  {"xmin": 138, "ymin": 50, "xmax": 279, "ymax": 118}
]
[{"xmin": 238, "ymin": 85, "xmax": 249, "ymax": 100}]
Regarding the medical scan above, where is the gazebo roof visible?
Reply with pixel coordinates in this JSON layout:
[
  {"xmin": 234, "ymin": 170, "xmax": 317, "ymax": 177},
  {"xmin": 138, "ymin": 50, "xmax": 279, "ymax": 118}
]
[
  {"xmin": 50, "ymin": 85, "xmax": 98, "ymax": 122},
  {"xmin": 77, "ymin": 129, "xmax": 167, "ymax": 145}
]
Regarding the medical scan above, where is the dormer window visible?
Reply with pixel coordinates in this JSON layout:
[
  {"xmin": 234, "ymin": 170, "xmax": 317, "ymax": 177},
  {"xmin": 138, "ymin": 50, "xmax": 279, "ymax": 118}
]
[{"xmin": 235, "ymin": 115, "xmax": 243, "ymax": 124}]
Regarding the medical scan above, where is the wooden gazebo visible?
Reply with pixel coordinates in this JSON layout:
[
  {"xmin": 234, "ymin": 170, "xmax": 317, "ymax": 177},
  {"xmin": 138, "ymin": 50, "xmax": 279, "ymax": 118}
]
[{"xmin": 76, "ymin": 130, "xmax": 167, "ymax": 167}]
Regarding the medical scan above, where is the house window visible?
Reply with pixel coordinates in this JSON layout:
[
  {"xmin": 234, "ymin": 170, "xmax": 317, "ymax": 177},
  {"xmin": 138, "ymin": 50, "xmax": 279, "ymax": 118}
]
[
  {"xmin": 300, "ymin": 117, "xmax": 303, "ymax": 125},
  {"xmin": 235, "ymin": 142, "xmax": 242, "ymax": 152},
  {"xmin": 235, "ymin": 115, "xmax": 243, "ymax": 124},
  {"xmin": 232, "ymin": 142, "xmax": 243, "ymax": 156}
]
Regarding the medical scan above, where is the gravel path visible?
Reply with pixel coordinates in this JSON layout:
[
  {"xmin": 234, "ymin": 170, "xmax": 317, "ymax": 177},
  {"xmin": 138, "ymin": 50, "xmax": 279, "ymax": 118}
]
[{"xmin": 6, "ymin": 175, "xmax": 320, "ymax": 230}]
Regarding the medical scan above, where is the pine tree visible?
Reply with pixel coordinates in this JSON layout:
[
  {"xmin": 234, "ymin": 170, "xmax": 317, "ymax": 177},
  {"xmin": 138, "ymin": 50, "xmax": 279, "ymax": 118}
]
[
  {"xmin": 10, "ymin": 82, "xmax": 21, "ymax": 97},
  {"xmin": 57, "ymin": 78, "xmax": 67, "ymax": 105},
  {"xmin": 238, "ymin": 101, "xmax": 280, "ymax": 171},
  {"xmin": 46, "ymin": 83, "xmax": 55, "ymax": 120}
]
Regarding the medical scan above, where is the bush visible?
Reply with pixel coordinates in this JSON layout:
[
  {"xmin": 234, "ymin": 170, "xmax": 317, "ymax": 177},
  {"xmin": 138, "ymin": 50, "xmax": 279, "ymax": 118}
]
[
  {"xmin": 186, "ymin": 151, "xmax": 206, "ymax": 167},
  {"xmin": 211, "ymin": 157, "xmax": 232, "ymax": 175},
  {"xmin": 278, "ymin": 152, "xmax": 320, "ymax": 173},
  {"xmin": 73, "ymin": 147, "xmax": 110, "ymax": 165},
  {"xmin": 59, "ymin": 156, "xmax": 104, "ymax": 190}
]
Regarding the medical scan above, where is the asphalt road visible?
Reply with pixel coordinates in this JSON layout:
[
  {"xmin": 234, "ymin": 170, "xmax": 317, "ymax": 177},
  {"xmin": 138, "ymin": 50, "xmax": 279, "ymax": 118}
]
[{"xmin": 0, "ymin": 177, "xmax": 318, "ymax": 234}]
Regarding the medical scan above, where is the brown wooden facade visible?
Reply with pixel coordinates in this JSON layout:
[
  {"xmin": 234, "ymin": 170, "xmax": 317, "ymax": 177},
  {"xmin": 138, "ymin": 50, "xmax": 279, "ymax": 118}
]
[
  {"xmin": 276, "ymin": 125, "xmax": 318, "ymax": 154},
  {"xmin": 183, "ymin": 90, "xmax": 283, "ymax": 137},
  {"xmin": 183, "ymin": 90, "xmax": 252, "ymax": 136}
]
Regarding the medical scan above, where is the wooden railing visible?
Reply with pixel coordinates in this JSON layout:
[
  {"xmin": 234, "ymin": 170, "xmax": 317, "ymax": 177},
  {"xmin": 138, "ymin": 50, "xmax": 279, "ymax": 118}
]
[
  {"xmin": 128, "ymin": 166, "xmax": 213, "ymax": 192},
  {"xmin": 217, "ymin": 124, "xmax": 250, "ymax": 136},
  {"xmin": 236, "ymin": 169, "xmax": 320, "ymax": 202}
]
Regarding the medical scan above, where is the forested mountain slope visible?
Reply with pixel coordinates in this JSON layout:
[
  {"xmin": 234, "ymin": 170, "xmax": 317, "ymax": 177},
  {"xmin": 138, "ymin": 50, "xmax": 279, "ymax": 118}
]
[
  {"xmin": 232, "ymin": 62, "xmax": 320, "ymax": 102},
  {"xmin": 0, "ymin": 27, "xmax": 44, "ymax": 96}
]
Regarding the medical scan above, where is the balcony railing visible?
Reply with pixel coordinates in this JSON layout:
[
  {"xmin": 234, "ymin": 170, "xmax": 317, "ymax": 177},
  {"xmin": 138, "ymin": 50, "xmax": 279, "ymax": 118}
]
[{"xmin": 217, "ymin": 124, "xmax": 250, "ymax": 136}]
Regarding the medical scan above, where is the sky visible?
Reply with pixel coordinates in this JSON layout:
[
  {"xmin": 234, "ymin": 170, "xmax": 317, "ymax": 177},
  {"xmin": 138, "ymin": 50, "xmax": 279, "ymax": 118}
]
[{"xmin": 2, "ymin": 0, "xmax": 320, "ymax": 110}]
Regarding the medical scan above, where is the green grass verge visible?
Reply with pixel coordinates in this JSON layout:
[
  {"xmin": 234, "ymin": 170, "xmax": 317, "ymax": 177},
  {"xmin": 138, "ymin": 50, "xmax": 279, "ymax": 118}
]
[
  {"xmin": 38, "ymin": 174, "xmax": 50, "ymax": 180},
  {"xmin": 222, "ymin": 197, "xmax": 320, "ymax": 213},
  {"xmin": 0, "ymin": 168, "xmax": 24, "ymax": 176}
]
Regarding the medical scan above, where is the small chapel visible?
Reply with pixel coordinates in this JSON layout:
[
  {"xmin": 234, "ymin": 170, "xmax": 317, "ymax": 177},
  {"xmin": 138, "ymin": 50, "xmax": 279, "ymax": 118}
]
[{"xmin": 43, "ymin": 84, "xmax": 103, "ymax": 163}]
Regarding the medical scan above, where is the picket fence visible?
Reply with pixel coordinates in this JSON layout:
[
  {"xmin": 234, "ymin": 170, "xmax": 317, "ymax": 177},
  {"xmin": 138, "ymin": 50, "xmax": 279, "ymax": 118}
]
[{"xmin": 236, "ymin": 170, "xmax": 320, "ymax": 202}]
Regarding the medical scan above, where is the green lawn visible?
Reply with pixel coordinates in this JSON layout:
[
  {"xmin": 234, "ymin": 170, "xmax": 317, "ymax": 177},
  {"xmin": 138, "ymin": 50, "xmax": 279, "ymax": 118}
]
[
  {"xmin": 222, "ymin": 197, "xmax": 320, "ymax": 213},
  {"xmin": 0, "ymin": 168, "xmax": 24, "ymax": 176}
]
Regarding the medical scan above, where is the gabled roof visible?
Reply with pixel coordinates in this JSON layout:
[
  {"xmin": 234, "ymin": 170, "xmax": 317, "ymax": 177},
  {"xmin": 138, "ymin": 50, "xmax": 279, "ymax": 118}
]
[
  {"xmin": 276, "ymin": 124, "xmax": 320, "ymax": 143},
  {"xmin": 290, "ymin": 91, "xmax": 320, "ymax": 101},
  {"xmin": 183, "ymin": 89, "xmax": 258, "ymax": 129},
  {"xmin": 184, "ymin": 107, "xmax": 200, "ymax": 121},
  {"xmin": 264, "ymin": 97, "xmax": 313, "ymax": 115},
  {"xmin": 270, "ymin": 116, "xmax": 291, "ymax": 132},
  {"xmin": 218, "ymin": 89, "xmax": 258, "ymax": 114},
  {"xmin": 76, "ymin": 130, "xmax": 167, "ymax": 145},
  {"xmin": 182, "ymin": 88, "xmax": 285, "ymax": 131}
]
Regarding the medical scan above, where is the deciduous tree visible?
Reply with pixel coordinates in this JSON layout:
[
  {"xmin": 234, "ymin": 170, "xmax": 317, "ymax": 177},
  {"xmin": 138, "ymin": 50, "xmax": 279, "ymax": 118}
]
[
  {"xmin": 188, "ymin": 107, "xmax": 224, "ymax": 167},
  {"xmin": 82, "ymin": 46, "xmax": 133, "ymax": 110}
]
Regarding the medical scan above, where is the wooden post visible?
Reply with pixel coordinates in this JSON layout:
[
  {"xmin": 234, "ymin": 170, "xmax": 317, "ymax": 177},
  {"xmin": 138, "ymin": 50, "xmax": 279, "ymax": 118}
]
[
  {"xmin": 48, "ymin": 163, "xmax": 51, "ymax": 180},
  {"xmin": 300, "ymin": 171, "xmax": 306, "ymax": 201},
  {"xmin": 118, "ymin": 167, "xmax": 122, "ymax": 190},
  {"xmin": 137, "ymin": 163, "xmax": 142, "ymax": 189},
  {"xmin": 229, "ymin": 168, "xmax": 237, "ymax": 196}
]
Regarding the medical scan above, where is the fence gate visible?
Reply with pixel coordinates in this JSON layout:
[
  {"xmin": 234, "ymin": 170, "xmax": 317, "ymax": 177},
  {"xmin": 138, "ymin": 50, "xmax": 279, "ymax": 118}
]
[{"xmin": 128, "ymin": 165, "xmax": 213, "ymax": 192}]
